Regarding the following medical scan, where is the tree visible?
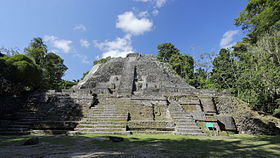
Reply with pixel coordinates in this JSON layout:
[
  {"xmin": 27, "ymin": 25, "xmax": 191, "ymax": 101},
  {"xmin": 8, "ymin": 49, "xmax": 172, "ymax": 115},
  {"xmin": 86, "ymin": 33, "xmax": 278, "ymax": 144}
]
[
  {"xmin": 93, "ymin": 57, "xmax": 111, "ymax": 65},
  {"xmin": 169, "ymin": 54, "xmax": 194, "ymax": 82},
  {"xmin": 24, "ymin": 37, "xmax": 68, "ymax": 90},
  {"xmin": 24, "ymin": 37, "xmax": 47, "ymax": 66},
  {"xmin": 44, "ymin": 53, "xmax": 68, "ymax": 89},
  {"xmin": 235, "ymin": 0, "xmax": 280, "ymax": 41},
  {"xmin": 0, "ymin": 54, "xmax": 43, "ymax": 95},
  {"xmin": 157, "ymin": 43, "xmax": 180, "ymax": 62},
  {"xmin": 212, "ymin": 49, "xmax": 238, "ymax": 90},
  {"xmin": 156, "ymin": 43, "xmax": 194, "ymax": 84}
]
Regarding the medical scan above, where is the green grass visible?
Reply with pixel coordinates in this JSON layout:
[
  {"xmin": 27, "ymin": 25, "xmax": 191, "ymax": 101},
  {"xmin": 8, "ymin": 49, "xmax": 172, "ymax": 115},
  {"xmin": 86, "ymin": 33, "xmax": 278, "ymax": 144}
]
[{"xmin": 0, "ymin": 134, "xmax": 279, "ymax": 157}]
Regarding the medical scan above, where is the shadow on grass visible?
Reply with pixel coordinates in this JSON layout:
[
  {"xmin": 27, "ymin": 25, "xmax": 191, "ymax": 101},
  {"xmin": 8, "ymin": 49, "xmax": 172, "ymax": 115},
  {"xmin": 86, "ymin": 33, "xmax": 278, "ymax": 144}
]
[{"xmin": 0, "ymin": 135, "xmax": 279, "ymax": 158}]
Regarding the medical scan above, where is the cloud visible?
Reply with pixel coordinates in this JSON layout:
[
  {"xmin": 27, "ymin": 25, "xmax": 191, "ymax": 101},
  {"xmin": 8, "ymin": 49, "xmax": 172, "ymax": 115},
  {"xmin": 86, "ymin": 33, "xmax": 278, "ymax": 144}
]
[
  {"xmin": 94, "ymin": 34, "xmax": 135, "ymax": 58},
  {"xmin": 154, "ymin": 0, "xmax": 166, "ymax": 8},
  {"xmin": 138, "ymin": 11, "xmax": 149, "ymax": 17},
  {"xmin": 152, "ymin": 9, "xmax": 159, "ymax": 16},
  {"xmin": 116, "ymin": 11, "xmax": 153, "ymax": 35},
  {"xmin": 74, "ymin": 53, "xmax": 90, "ymax": 64},
  {"xmin": 135, "ymin": 0, "xmax": 167, "ymax": 8},
  {"xmin": 80, "ymin": 39, "xmax": 90, "ymax": 48},
  {"xmin": 220, "ymin": 30, "xmax": 240, "ymax": 48},
  {"xmin": 43, "ymin": 35, "xmax": 72, "ymax": 53},
  {"xmin": 53, "ymin": 40, "xmax": 72, "ymax": 53},
  {"xmin": 43, "ymin": 35, "xmax": 57, "ymax": 41},
  {"xmin": 73, "ymin": 24, "xmax": 87, "ymax": 31}
]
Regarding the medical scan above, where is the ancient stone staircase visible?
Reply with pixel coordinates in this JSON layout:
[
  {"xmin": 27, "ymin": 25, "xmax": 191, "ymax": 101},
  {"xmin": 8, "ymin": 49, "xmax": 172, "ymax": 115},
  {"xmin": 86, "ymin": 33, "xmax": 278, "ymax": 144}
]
[
  {"xmin": 74, "ymin": 104, "xmax": 129, "ymax": 134},
  {"xmin": 0, "ymin": 110, "xmax": 37, "ymax": 135},
  {"xmin": 169, "ymin": 102, "xmax": 206, "ymax": 136}
]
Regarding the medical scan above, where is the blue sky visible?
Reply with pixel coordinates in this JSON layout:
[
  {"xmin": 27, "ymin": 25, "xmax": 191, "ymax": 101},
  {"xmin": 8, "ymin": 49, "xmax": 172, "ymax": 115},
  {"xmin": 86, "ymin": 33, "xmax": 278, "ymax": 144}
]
[{"xmin": 0, "ymin": 0, "xmax": 247, "ymax": 81}]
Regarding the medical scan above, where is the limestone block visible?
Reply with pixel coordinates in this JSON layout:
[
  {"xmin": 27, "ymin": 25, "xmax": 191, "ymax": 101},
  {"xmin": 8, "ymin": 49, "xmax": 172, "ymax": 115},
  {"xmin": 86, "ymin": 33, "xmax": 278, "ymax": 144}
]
[
  {"xmin": 200, "ymin": 97, "xmax": 217, "ymax": 113},
  {"xmin": 217, "ymin": 115, "xmax": 237, "ymax": 131}
]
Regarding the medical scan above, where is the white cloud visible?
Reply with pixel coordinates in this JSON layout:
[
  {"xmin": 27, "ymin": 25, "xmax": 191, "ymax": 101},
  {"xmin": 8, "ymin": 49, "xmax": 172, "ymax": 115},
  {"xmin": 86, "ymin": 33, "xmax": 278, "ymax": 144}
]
[
  {"xmin": 116, "ymin": 11, "xmax": 153, "ymax": 35},
  {"xmin": 80, "ymin": 39, "xmax": 90, "ymax": 48},
  {"xmin": 94, "ymin": 34, "xmax": 135, "ymax": 58},
  {"xmin": 43, "ymin": 35, "xmax": 57, "ymax": 41},
  {"xmin": 74, "ymin": 53, "xmax": 90, "ymax": 64},
  {"xmin": 73, "ymin": 24, "xmax": 87, "ymax": 31},
  {"xmin": 154, "ymin": 0, "xmax": 166, "ymax": 8},
  {"xmin": 220, "ymin": 30, "xmax": 240, "ymax": 48},
  {"xmin": 135, "ymin": 0, "xmax": 167, "ymax": 8},
  {"xmin": 152, "ymin": 9, "xmax": 159, "ymax": 16},
  {"xmin": 53, "ymin": 40, "xmax": 72, "ymax": 53},
  {"xmin": 138, "ymin": 11, "xmax": 149, "ymax": 17},
  {"xmin": 43, "ymin": 35, "xmax": 72, "ymax": 53}
]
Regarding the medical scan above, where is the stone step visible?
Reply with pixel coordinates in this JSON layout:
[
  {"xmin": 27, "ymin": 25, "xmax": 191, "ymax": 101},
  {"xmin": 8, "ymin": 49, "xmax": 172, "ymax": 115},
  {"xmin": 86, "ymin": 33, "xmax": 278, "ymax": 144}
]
[
  {"xmin": 176, "ymin": 129, "xmax": 203, "ymax": 133},
  {"xmin": 173, "ymin": 132, "xmax": 207, "ymax": 136},
  {"xmin": 176, "ymin": 123, "xmax": 197, "ymax": 126},
  {"xmin": 85, "ymin": 118, "xmax": 127, "ymax": 122},
  {"xmin": 0, "ymin": 127, "xmax": 29, "ymax": 131},
  {"xmin": 78, "ymin": 120, "xmax": 127, "ymax": 124},
  {"xmin": 77, "ymin": 124, "xmax": 125, "ymax": 128},
  {"xmin": 69, "ymin": 131, "xmax": 131, "ymax": 135},
  {"xmin": 176, "ymin": 126, "xmax": 200, "ymax": 129},
  {"xmin": 31, "ymin": 129, "xmax": 71, "ymax": 135},
  {"xmin": 130, "ymin": 131, "xmax": 173, "ymax": 134},
  {"xmin": 12, "ymin": 121, "xmax": 34, "ymax": 125},
  {"xmin": 0, "ymin": 130, "xmax": 31, "ymax": 135},
  {"xmin": 172, "ymin": 116, "xmax": 193, "ymax": 120},
  {"xmin": 75, "ymin": 128, "xmax": 125, "ymax": 132},
  {"xmin": 7, "ymin": 124, "xmax": 31, "ymax": 128},
  {"xmin": 174, "ymin": 119, "xmax": 195, "ymax": 122},
  {"xmin": 170, "ymin": 112, "xmax": 192, "ymax": 115},
  {"xmin": 87, "ymin": 114, "xmax": 128, "ymax": 118},
  {"xmin": 20, "ymin": 118, "xmax": 40, "ymax": 121}
]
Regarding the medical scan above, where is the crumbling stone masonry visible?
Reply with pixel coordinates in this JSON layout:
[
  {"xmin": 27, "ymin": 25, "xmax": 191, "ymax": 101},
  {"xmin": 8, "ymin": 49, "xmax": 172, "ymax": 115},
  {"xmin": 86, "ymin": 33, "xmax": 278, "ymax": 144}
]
[{"xmin": 0, "ymin": 53, "xmax": 237, "ymax": 136}]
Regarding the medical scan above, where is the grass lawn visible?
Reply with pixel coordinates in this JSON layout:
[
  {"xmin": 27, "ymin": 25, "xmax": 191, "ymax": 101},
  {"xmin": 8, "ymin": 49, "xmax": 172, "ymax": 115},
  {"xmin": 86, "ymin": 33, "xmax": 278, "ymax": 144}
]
[{"xmin": 0, "ymin": 134, "xmax": 279, "ymax": 157}]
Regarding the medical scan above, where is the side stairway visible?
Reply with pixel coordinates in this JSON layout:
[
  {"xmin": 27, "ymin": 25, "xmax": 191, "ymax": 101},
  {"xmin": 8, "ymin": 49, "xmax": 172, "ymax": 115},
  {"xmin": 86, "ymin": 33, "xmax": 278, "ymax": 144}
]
[
  {"xmin": 0, "ymin": 110, "xmax": 37, "ymax": 135},
  {"xmin": 73, "ymin": 104, "xmax": 129, "ymax": 134},
  {"xmin": 169, "ymin": 102, "xmax": 206, "ymax": 136}
]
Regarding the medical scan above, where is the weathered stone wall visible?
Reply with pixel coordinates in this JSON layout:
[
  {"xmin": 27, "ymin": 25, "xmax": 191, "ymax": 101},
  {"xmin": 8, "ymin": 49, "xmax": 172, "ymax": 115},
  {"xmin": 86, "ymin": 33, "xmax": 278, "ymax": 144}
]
[
  {"xmin": 25, "ymin": 91, "xmax": 94, "ymax": 121},
  {"xmin": 215, "ymin": 95, "xmax": 280, "ymax": 135}
]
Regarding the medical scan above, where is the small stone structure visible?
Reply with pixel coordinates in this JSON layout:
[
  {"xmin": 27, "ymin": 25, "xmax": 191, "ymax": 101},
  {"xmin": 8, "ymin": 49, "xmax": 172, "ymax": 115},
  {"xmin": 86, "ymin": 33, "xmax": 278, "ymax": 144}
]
[{"xmin": 0, "ymin": 53, "xmax": 237, "ymax": 136}]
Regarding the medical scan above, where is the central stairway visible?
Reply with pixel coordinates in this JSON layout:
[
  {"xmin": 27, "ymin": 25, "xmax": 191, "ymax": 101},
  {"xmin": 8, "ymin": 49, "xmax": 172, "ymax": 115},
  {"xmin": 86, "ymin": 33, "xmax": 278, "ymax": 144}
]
[
  {"xmin": 74, "ymin": 104, "xmax": 130, "ymax": 134},
  {"xmin": 169, "ymin": 102, "xmax": 206, "ymax": 136}
]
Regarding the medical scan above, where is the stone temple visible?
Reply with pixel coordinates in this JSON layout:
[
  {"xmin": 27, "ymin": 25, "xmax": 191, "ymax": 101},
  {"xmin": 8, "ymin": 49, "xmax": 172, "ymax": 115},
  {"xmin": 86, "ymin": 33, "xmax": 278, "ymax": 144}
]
[{"xmin": 0, "ymin": 53, "xmax": 237, "ymax": 136}]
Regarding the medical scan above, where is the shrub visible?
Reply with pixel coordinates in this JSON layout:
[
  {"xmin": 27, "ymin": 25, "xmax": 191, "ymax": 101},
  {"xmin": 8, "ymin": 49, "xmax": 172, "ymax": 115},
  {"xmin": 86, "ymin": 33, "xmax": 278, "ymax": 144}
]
[{"xmin": 273, "ymin": 108, "xmax": 280, "ymax": 118}]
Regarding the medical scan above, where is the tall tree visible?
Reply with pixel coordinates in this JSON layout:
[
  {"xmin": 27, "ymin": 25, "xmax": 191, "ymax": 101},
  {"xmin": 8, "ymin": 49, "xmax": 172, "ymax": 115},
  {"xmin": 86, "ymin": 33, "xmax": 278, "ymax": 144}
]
[
  {"xmin": 235, "ymin": 0, "xmax": 280, "ymax": 41},
  {"xmin": 24, "ymin": 37, "xmax": 47, "ymax": 66},
  {"xmin": 24, "ymin": 37, "xmax": 68, "ymax": 90},
  {"xmin": 44, "ymin": 53, "xmax": 68, "ymax": 89},
  {"xmin": 157, "ymin": 43, "xmax": 180, "ymax": 62},
  {"xmin": 212, "ymin": 49, "xmax": 238, "ymax": 90},
  {"xmin": 169, "ymin": 54, "xmax": 194, "ymax": 82},
  {"xmin": 0, "ymin": 54, "xmax": 43, "ymax": 95}
]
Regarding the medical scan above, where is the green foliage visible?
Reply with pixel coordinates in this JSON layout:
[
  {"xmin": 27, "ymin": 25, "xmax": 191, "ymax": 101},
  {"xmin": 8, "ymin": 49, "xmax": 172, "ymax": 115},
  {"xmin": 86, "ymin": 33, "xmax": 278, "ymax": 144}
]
[
  {"xmin": 58, "ymin": 80, "xmax": 78, "ymax": 89},
  {"xmin": 169, "ymin": 54, "xmax": 194, "ymax": 81},
  {"xmin": 157, "ymin": 43, "xmax": 180, "ymax": 62},
  {"xmin": 191, "ymin": 68, "xmax": 215, "ymax": 89},
  {"xmin": 210, "ymin": 32, "xmax": 280, "ymax": 113},
  {"xmin": 235, "ymin": 0, "xmax": 280, "ymax": 41},
  {"xmin": 0, "ymin": 54, "xmax": 43, "ymax": 95},
  {"xmin": 81, "ymin": 71, "xmax": 89, "ymax": 80},
  {"xmin": 273, "ymin": 108, "xmax": 280, "ymax": 118},
  {"xmin": 0, "ymin": 37, "xmax": 70, "ymax": 96},
  {"xmin": 93, "ymin": 57, "xmax": 111, "ymax": 65},
  {"xmin": 24, "ymin": 37, "xmax": 47, "ymax": 66},
  {"xmin": 24, "ymin": 37, "xmax": 68, "ymax": 90},
  {"xmin": 212, "ymin": 49, "xmax": 238, "ymax": 90},
  {"xmin": 156, "ymin": 43, "xmax": 194, "ymax": 84},
  {"xmin": 44, "ymin": 53, "xmax": 68, "ymax": 89}
]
